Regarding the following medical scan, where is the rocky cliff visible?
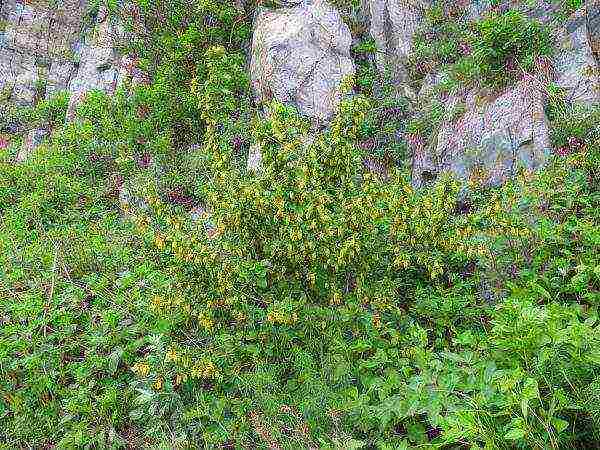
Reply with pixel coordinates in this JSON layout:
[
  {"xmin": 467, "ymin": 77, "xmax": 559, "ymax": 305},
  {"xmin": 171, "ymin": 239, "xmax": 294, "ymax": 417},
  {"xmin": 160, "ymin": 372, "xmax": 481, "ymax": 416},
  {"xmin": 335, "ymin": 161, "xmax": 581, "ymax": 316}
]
[
  {"xmin": 251, "ymin": 0, "xmax": 600, "ymax": 188},
  {"xmin": 0, "ymin": 1, "xmax": 132, "ymax": 161},
  {"xmin": 0, "ymin": 1, "xmax": 121, "ymax": 111},
  {"xmin": 5, "ymin": 0, "xmax": 600, "ymax": 189}
]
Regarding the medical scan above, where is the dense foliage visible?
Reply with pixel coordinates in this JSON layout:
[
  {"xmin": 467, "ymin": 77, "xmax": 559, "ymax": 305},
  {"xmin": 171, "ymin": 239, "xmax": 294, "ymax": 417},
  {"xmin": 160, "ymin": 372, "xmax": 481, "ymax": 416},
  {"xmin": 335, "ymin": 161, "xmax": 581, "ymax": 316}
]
[
  {"xmin": 1, "ymin": 0, "xmax": 599, "ymax": 448},
  {"xmin": 409, "ymin": 5, "xmax": 553, "ymax": 90}
]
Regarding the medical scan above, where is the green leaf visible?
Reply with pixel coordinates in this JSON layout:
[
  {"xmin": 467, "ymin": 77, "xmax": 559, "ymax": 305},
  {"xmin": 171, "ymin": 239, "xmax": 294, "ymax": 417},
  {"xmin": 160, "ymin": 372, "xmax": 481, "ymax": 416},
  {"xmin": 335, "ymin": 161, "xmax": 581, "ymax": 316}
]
[
  {"xmin": 504, "ymin": 428, "xmax": 525, "ymax": 440},
  {"xmin": 455, "ymin": 330, "xmax": 476, "ymax": 347},
  {"xmin": 345, "ymin": 386, "xmax": 359, "ymax": 401},
  {"xmin": 529, "ymin": 281, "xmax": 551, "ymax": 301},
  {"xmin": 257, "ymin": 276, "xmax": 267, "ymax": 289},
  {"xmin": 521, "ymin": 398, "xmax": 529, "ymax": 419},
  {"xmin": 108, "ymin": 347, "xmax": 123, "ymax": 375},
  {"xmin": 407, "ymin": 422, "xmax": 427, "ymax": 444},
  {"xmin": 129, "ymin": 408, "xmax": 145, "ymax": 421},
  {"xmin": 344, "ymin": 439, "xmax": 366, "ymax": 450},
  {"xmin": 522, "ymin": 378, "xmax": 539, "ymax": 400},
  {"xmin": 551, "ymin": 417, "xmax": 569, "ymax": 434}
]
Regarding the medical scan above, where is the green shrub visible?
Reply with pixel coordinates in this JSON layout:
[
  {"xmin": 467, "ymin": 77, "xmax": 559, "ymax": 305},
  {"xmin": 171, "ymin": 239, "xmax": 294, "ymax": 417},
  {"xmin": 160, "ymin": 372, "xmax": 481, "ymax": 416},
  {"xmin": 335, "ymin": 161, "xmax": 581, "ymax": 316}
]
[
  {"xmin": 549, "ymin": 103, "xmax": 600, "ymax": 149},
  {"xmin": 471, "ymin": 10, "xmax": 553, "ymax": 86},
  {"xmin": 410, "ymin": 6, "xmax": 553, "ymax": 89},
  {"xmin": 120, "ymin": 79, "xmax": 599, "ymax": 447},
  {"xmin": 408, "ymin": 2, "xmax": 472, "ymax": 84}
]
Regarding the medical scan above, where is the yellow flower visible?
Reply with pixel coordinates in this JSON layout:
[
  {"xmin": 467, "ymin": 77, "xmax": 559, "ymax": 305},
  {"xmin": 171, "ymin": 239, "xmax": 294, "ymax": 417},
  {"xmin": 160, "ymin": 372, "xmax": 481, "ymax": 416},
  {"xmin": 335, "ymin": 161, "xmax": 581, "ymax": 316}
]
[
  {"xmin": 190, "ymin": 360, "xmax": 217, "ymax": 379},
  {"xmin": 136, "ymin": 215, "xmax": 149, "ymax": 233},
  {"xmin": 155, "ymin": 232, "xmax": 166, "ymax": 250},
  {"xmin": 150, "ymin": 295, "xmax": 164, "ymax": 312},
  {"xmin": 330, "ymin": 292, "xmax": 342, "ymax": 306},
  {"xmin": 132, "ymin": 362, "xmax": 150, "ymax": 377},
  {"xmin": 165, "ymin": 348, "xmax": 179, "ymax": 362},
  {"xmin": 153, "ymin": 377, "xmax": 163, "ymax": 391},
  {"xmin": 394, "ymin": 256, "xmax": 410, "ymax": 269},
  {"xmin": 198, "ymin": 312, "xmax": 214, "ymax": 330}
]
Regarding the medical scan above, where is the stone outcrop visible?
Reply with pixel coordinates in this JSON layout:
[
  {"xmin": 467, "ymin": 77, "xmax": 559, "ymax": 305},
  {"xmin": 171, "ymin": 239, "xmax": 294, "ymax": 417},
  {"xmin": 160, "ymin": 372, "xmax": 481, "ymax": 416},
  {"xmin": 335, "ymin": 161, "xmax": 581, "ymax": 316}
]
[
  {"xmin": 65, "ymin": 4, "xmax": 121, "ymax": 121},
  {"xmin": 0, "ymin": 0, "xmax": 86, "ymax": 106},
  {"xmin": 15, "ymin": 128, "xmax": 47, "ymax": 163},
  {"xmin": 0, "ymin": 1, "xmax": 123, "ymax": 114},
  {"xmin": 5, "ymin": 0, "xmax": 600, "ymax": 185},
  {"xmin": 465, "ymin": 0, "xmax": 491, "ymax": 21},
  {"xmin": 250, "ymin": 0, "xmax": 354, "ymax": 123},
  {"xmin": 412, "ymin": 79, "xmax": 552, "ymax": 188},
  {"xmin": 408, "ymin": 1, "xmax": 600, "ymax": 188},
  {"xmin": 247, "ymin": 144, "xmax": 263, "ymax": 173},
  {"xmin": 0, "ymin": 1, "xmax": 127, "ymax": 162},
  {"xmin": 588, "ymin": 0, "xmax": 600, "ymax": 54},
  {"xmin": 247, "ymin": 0, "xmax": 599, "ymax": 187},
  {"xmin": 555, "ymin": 7, "xmax": 600, "ymax": 105},
  {"xmin": 362, "ymin": 0, "xmax": 425, "ymax": 85}
]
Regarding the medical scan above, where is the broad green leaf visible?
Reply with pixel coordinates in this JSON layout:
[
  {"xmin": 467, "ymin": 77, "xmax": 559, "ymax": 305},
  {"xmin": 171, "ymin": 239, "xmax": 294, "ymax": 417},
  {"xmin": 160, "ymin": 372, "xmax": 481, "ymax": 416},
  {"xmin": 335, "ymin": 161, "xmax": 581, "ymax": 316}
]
[{"xmin": 551, "ymin": 417, "xmax": 569, "ymax": 434}]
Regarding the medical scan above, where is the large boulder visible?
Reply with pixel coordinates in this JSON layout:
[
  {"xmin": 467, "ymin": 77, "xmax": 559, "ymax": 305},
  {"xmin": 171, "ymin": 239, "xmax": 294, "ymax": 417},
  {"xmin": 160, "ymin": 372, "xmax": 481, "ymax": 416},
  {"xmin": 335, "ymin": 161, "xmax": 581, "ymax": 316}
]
[
  {"xmin": 250, "ymin": 0, "xmax": 354, "ymax": 123},
  {"xmin": 412, "ymin": 79, "xmax": 552, "ymax": 188}
]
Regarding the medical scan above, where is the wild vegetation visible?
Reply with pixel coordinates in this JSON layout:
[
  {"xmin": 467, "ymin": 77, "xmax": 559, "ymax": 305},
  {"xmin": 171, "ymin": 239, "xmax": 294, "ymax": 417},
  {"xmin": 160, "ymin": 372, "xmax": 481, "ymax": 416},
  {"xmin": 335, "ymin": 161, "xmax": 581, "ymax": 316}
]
[{"xmin": 0, "ymin": 0, "xmax": 598, "ymax": 448}]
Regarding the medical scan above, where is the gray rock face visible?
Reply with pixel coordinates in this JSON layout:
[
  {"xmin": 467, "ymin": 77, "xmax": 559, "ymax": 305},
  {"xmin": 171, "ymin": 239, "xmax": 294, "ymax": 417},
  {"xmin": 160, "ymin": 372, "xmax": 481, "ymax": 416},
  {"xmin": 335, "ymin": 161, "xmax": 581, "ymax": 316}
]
[
  {"xmin": 247, "ymin": 144, "xmax": 263, "ymax": 173},
  {"xmin": 0, "ymin": 0, "xmax": 86, "ymax": 107},
  {"xmin": 66, "ymin": 5, "xmax": 120, "ymax": 121},
  {"xmin": 250, "ymin": 0, "xmax": 354, "ymax": 122},
  {"xmin": 0, "ymin": 1, "xmax": 121, "ymax": 116},
  {"xmin": 588, "ymin": 0, "xmax": 600, "ymax": 55},
  {"xmin": 465, "ymin": 0, "xmax": 492, "ymax": 21},
  {"xmin": 363, "ymin": 0, "xmax": 425, "ymax": 84},
  {"xmin": 0, "ymin": 1, "xmax": 124, "ymax": 162},
  {"xmin": 47, "ymin": 60, "xmax": 78, "ymax": 99},
  {"xmin": 407, "ymin": 2, "xmax": 600, "ymax": 188},
  {"xmin": 555, "ymin": 7, "xmax": 600, "ymax": 105},
  {"xmin": 16, "ymin": 128, "xmax": 48, "ymax": 163},
  {"xmin": 412, "ymin": 79, "xmax": 552, "ymax": 188}
]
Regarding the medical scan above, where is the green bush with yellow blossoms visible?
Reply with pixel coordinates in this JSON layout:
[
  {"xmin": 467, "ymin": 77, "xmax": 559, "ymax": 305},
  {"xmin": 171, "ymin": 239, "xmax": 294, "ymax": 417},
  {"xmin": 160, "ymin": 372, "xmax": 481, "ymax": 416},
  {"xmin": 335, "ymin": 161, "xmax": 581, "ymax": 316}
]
[{"xmin": 0, "ymin": 0, "xmax": 599, "ymax": 448}]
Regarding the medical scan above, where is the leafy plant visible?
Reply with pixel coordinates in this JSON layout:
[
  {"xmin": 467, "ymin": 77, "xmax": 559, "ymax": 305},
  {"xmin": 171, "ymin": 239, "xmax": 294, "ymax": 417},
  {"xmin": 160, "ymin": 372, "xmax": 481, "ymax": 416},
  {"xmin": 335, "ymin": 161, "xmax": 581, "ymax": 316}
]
[{"xmin": 471, "ymin": 10, "xmax": 553, "ymax": 86}]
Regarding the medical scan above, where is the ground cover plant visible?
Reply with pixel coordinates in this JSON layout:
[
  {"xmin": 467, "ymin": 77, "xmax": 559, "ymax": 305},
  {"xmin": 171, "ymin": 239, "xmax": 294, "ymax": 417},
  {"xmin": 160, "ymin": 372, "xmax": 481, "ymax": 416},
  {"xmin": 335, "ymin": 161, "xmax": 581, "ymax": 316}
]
[{"xmin": 0, "ymin": 0, "xmax": 599, "ymax": 448}]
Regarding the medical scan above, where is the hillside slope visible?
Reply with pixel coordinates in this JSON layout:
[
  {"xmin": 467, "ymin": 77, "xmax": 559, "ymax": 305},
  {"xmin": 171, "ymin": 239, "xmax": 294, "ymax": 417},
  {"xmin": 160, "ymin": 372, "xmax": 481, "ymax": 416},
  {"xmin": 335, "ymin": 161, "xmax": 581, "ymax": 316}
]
[{"xmin": 1, "ymin": 1, "xmax": 599, "ymax": 448}]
